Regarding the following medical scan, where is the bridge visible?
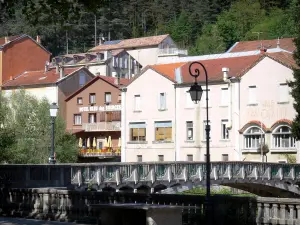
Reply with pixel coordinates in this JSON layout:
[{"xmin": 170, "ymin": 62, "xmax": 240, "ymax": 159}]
[{"xmin": 1, "ymin": 161, "xmax": 300, "ymax": 197}]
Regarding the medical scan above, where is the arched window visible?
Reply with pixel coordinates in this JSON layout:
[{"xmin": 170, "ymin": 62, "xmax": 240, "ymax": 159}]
[
  {"xmin": 244, "ymin": 127, "xmax": 265, "ymax": 149},
  {"xmin": 272, "ymin": 125, "xmax": 295, "ymax": 149}
]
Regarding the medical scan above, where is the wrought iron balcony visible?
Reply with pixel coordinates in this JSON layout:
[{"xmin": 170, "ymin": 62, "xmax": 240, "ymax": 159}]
[{"xmin": 82, "ymin": 121, "xmax": 121, "ymax": 132}]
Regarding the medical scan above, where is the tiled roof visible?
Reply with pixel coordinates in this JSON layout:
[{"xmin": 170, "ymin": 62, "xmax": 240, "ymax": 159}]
[
  {"xmin": 270, "ymin": 119, "xmax": 293, "ymax": 130},
  {"xmin": 88, "ymin": 34, "xmax": 169, "ymax": 52},
  {"xmin": 266, "ymin": 52, "xmax": 299, "ymax": 69},
  {"xmin": 2, "ymin": 67, "xmax": 81, "ymax": 87},
  {"xmin": 65, "ymin": 75, "xmax": 129, "ymax": 101},
  {"xmin": 180, "ymin": 55, "xmax": 262, "ymax": 83},
  {"xmin": 151, "ymin": 62, "xmax": 186, "ymax": 82},
  {"xmin": 228, "ymin": 38, "xmax": 295, "ymax": 53},
  {"xmin": 239, "ymin": 120, "xmax": 268, "ymax": 133},
  {"xmin": 0, "ymin": 35, "xmax": 21, "ymax": 46}
]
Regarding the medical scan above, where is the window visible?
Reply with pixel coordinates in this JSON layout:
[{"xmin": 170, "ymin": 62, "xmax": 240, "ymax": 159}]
[
  {"xmin": 273, "ymin": 126, "xmax": 295, "ymax": 149},
  {"xmin": 88, "ymin": 113, "xmax": 97, "ymax": 123},
  {"xmin": 186, "ymin": 92, "xmax": 194, "ymax": 108},
  {"xmin": 244, "ymin": 127, "xmax": 264, "ymax": 149},
  {"xmin": 158, "ymin": 155, "xmax": 164, "ymax": 162},
  {"xmin": 89, "ymin": 93, "xmax": 96, "ymax": 104},
  {"xmin": 79, "ymin": 72, "xmax": 86, "ymax": 87},
  {"xmin": 158, "ymin": 92, "xmax": 166, "ymax": 110},
  {"xmin": 186, "ymin": 121, "xmax": 193, "ymax": 140},
  {"xmin": 105, "ymin": 92, "xmax": 111, "ymax": 103},
  {"xmin": 221, "ymin": 119, "xmax": 229, "ymax": 140},
  {"xmin": 137, "ymin": 155, "xmax": 142, "ymax": 162},
  {"xmin": 222, "ymin": 154, "xmax": 229, "ymax": 161},
  {"xmin": 201, "ymin": 89, "xmax": 211, "ymax": 107},
  {"xmin": 248, "ymin": 86, "xmax": 257, "ymax": 104},
  {"xmin": 98, "ymin": 141, "xmax": 103, "ymax": 150},
  {"xmin": 129, "ymin": 122, "xmax": 146, "ymax": 141},
  {"xmin": 203, "ymin": 120, "xmax": 211, "ymax": 140},
  {"xmin": 279, "ymin": 83, "xmax": 289, "ymax": 103},
  {"xmin": 134, "ymin": 95, "xmax": 141, "ymax": 111},
  {"xmin": 73, "ymin": 114, "xmax": 82, "ymax": 125},
  {"xmin": 77, "ymin": 97, "xmax": 83, "ymax": 105},
  {"xmin": 154, "ymin": 121, "xmax": 172, "ymax": 141},
  {"xmin": 187, "ymin": 154, "xmax": 193, "ymax": 161},
  {"xmin": 221, "ymin": 88, "xmax": 229, "ymax": 106}
]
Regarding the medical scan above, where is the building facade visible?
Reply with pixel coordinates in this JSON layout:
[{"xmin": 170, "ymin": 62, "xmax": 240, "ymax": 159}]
[
  {"xmin": 65, "ymin": 75, "xmax": 129, "ymax": 161},
  {"xmin": 52, "ymin": 49, "xmax": 142, "ymax": 79},
  {"xmin": 0, "ymin": 34, "xmax": 51, "ymax": 85},
  {"xmin": 121, "ymin": 52, "xmax": 298, "ymax": 163},
  {"xmin": 2, "ymin": 67, "xmax": 94, "ymax": 118}
]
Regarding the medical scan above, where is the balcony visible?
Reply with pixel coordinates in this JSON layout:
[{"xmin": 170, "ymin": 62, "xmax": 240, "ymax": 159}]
[
  {"xmin": 79, "ymin": 148, "xmax": 120, "ymax": 158},
  {"xmin": 158, "ymin": 48, "xmax": 188, "ymax": 56},
  {"xmin": 83, "ymin": 121, "xmax": 121, "ymax": 132}
]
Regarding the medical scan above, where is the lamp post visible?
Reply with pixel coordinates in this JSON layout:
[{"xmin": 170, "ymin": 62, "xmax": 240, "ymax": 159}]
[
  {"xmin": 187, "ymin": 61, "xmax": 211, "ymax": 224},
  {"xmin": 49, "ymin": 102, "xmax": 59, "ymax": 164}
]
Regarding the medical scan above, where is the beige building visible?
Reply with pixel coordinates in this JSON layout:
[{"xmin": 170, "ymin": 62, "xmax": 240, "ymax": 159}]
[{"xmin": 121, "ymin": 52, "xmax": 298, "ymax": 163}]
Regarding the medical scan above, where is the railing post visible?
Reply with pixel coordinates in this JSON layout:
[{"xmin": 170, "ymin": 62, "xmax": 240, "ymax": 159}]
[
  {"xmin": 263, "ymin": 203, "xmax": 270, "ymax": 224},
  {"xmin": 256, "ymin": 202, "xmax": 263, "ymax": 224}
]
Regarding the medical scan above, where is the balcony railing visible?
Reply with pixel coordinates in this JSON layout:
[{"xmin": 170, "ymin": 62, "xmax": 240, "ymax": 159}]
[
  {"xmin": 158, "ymin": 48, "xmax": 188, "ymax": 56},
  {"xmin": 83, "ymin": 121, "xmax": 121, "ymax": 132},
  {"xmin": 79, "ymin": 148, "xmax": 120, "ymax": 158}
]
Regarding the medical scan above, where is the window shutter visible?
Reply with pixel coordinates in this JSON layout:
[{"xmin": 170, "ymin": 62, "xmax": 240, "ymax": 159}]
[
  {"xmin": 158, "ymin": 93, "xmax": 161, "ymax": 110},
  {"xmin": 164, "ymin": 92, "xmax": 167, "ymax": 109}
]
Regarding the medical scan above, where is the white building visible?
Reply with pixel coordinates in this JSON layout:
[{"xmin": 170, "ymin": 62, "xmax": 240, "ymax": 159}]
[{"xmin": 121, "ymin": 52, "xmax": 298, "ymax": 163}]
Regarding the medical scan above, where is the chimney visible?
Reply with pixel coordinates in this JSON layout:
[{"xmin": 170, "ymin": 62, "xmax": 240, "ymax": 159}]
[
  {"xmin": 55, "ymin": 64, "xmax": 59, "ymax": 74},
  {"xmin": 277, "ymin": 37, "xmax": 280, "ymax": 48},
  {"xmin": 222, "ymin": 67, "xmax": 229, "ymax": 81},
  {"xmin": 36, "ymin": 35, "xmax": 41, "ymax": 44},
  {"xmin": 59, "ymin": 66, "xmax": 64, "ymax": 79},
  {"xmin": 4, "ymin": 36, "xmax": 9, "ymax": 44},
  {"xmin": 260, "ymin": 47, "xmax": 267, "ymax": 54},
  {"xmin": 114, "ymin": 77, "xmax": 120, "ymax": 86},
  {"xmin": 99, "ymin": 36, "xmax": 105, "ymax": 45}
]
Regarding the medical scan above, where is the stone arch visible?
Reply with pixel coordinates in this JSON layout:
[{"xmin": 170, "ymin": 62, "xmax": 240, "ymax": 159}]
[
  {"xmin": 239, "ymin": 120, "xmax": 268, "ymax": 134},
  {"xmin": 270, "ymin": 119, "xmax": 292, "ymax": 131}
]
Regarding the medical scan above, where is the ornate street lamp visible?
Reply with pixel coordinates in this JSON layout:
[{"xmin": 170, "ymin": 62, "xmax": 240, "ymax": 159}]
[
  {"xmin": 49, "ymin": 102, "xmax": 59, "ymax": 164},
  {"xmin": 187, "ymin": 61, "xmax": 211, "ymax": 224}
]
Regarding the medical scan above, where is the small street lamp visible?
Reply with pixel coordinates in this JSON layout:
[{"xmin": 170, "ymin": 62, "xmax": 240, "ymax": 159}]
[
  {"xmin": 187, "ymin": 61, "xmax": 212, "ymax": 224},
  {"xmin": 49, "ymin": 102, "xmax": 59, "ymax": 164}
]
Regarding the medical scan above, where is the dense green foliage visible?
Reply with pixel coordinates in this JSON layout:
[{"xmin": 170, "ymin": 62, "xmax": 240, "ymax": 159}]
[
  {"xmin": 0, "ymin": 0, "xmax": 297, "ymax": 56},
  {"xmin": 0, "ymin": 90, "xmax": 78, "ymax": 164},
  {"xmin": 288, "ymin": 0, "xmax": 300, "ymax": 139},
  {"xmin": 181, "ymin": 187, "xmax": 256, "ymax": 196}
]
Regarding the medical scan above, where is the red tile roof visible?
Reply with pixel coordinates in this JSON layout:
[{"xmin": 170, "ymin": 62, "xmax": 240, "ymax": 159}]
[
  {"xmin": 180, "ymin": 55, "xmax": 262, "ymax": 83},
  {"xmin": 266, "ymin": 52, "xmax": 299, "ymax": 69},
  {"xmin": 270, "ymin": 119, "xmax": 293, "ymax": 130},
  {"xmin": 2, "ymin": 67, "xmax": 81, "ymax": 87},
  {"xmin": 239, "ymin": 120, "xmax": 268, "ymax": 133},
  {"xmin": 0, "ymin": 35, "xmax": 21, "ymax": 46},
  {"xmin": 228, "ymin": 38, "xmax": 295, "ymax": 53},
  {"xmin": 151, "ymin": 62, "xmax": 186, "ymax": 82},
  {"xmin": 89, "ymin": 34, "xmax": 169, "ymax": 52},
  {"xmin": 65, "ymin": 75, "xmax": 129, "ymax": 101}
]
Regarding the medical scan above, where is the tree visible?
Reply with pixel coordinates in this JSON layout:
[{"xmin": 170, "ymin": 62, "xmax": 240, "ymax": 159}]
[
  {"xmin": 1, "ymin": 90, "xmax": 78, "ymax": 164},
  {"xmin": 288, "ymin": 0, "xmax": 300, "ymax": 140}
]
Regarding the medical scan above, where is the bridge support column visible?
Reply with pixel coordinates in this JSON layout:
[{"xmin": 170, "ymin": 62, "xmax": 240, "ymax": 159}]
[
  {"xmin": 133, "ymin": 189, "xmax": 137, "ymax": 193},
  {"xmin": 150, "ymin": 188, "xmax": 155, "ymax": 194}
]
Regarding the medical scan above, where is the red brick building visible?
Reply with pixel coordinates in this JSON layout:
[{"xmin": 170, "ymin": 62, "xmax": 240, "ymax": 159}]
[
  {"xmin": 65, "ymin": 75, "xmax": 129, "ymax": 162},
  {"xmin": 0, "ymin": 34, "xmax": 51, "ymax": 85}
]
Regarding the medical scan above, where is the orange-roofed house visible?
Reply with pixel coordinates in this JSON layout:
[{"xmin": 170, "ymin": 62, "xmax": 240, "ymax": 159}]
[
  {"xmin": 121, "ymin": 53, "xmax": 299, "ymax": 163},
  {"xmin": 64, "ymin": 75, "xmax": 129, "ymax": 162},
  {"xmin": 2, "ymin": 66, "xmax": 95, "ymax": 119},
  {"xmin": 88, "ymin": 34, "xmax": 188, "ymax": 68},
  {"xmin": 0, "ymin": 34, "xmax": 51, "ymax": 86}
]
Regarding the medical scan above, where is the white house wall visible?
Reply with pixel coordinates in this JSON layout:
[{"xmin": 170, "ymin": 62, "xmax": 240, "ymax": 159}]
[{"xmin": 127, "ymin": 47, "xmax": 158, "ymax": 68}]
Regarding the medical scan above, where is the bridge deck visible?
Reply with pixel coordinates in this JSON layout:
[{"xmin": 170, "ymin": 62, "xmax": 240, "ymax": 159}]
[{"xmin": 0, "ymin": 217, "xmax": 91, "ymax": 225}]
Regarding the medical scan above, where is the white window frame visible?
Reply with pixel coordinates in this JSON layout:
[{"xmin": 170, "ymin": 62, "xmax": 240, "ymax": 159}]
[
  {"xmin": 79, "ymin": 72, "xmax": 86, "ymax": 87},
  {"xmin": 186, "ymin": 121, "xmax": 193, "ymax": 140},
  {"xmin": 137, "ymin": 155, "xmax": 142, "ymax": 162},
  {"xmin": 221, "ymin": 119, "xmax": 229, "ymax": 140},
  {"xmin": 77, "ymin": 97, "xmax": 83, "ymax": 105},
  {"xmin": 129, "ymin": 122, "xmax": 146, "ymax": 142},
  {"xmin": 88, "ymin": 113, "xmax": 97, "ymax": 124},
  {"xmin": 105, "ymin": 92, "xmax": 111, "ymax": 103},
  {"xmin": 248, "ymin": 86, "xmax": 257, "ymax": 105},
  {"xmin": 279, "ymin": 83, "xmax": 289, "ymax": 103},
  {"xmin": 221, "ymin": 87, "xmax": 229, "ymax": 106},
  {"xmin": 244, "ymin": 126, "xmax": 265, "ymax": 150},
  {"xmin": 272, "ymin": 125, "xmax": 296, "ymax": 150},
  {"xmin": 74, "ymin": 114, "xmax": 82, "ymax": 125},
  {"xmin": 89, "ymin": 93, "xmax": 96, "ymax": 104},
  {"xmin": 154, "ymin": 121, "xmax": 172, "ymax": 142},
  {"xmin": 158, "ymin": 92, "xmax": 166, "ymax": 110},
  {"xmin": 134, "ymin": 94, "xmax": 141, "ymax": 111}
]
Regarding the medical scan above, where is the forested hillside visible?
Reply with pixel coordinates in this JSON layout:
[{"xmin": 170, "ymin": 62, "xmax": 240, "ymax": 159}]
[{"xmin": 0, "ymin": 0, "xmax": 298, "ymax": 56}]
